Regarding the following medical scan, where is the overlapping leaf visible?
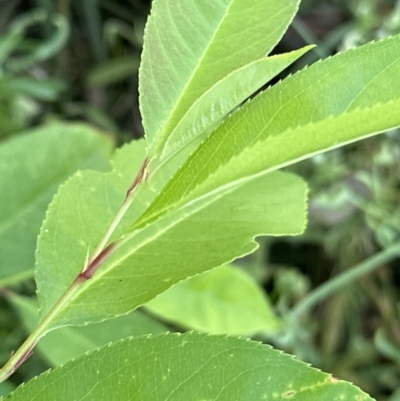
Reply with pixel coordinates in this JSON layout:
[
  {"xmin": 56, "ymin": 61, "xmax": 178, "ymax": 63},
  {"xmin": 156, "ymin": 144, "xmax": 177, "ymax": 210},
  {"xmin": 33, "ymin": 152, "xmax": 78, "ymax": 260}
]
[
  {"xmin": 36, "ymin": 140, "xmax": 148, "ymax": 318},
  {"xmin": 3, "ymin": 333, "xmax": 373, "ymax": 401},
  {"xmin": 138, "ymin": 34, "xmax": 400, "ymax": 226},
  {"xmin": 157, "ymin": 47, "xmax": 312, "ymax": 164},
  {"xmin": 0, "ymin": 123, "xmax": 112, "ymax": 287},
  {"xmin": 140, "ymin": 0, "xmax": 300, "ymax": 158},
  {"xmin": 36, "ymin": 169, "xmax": 305, "ymax": 330}
]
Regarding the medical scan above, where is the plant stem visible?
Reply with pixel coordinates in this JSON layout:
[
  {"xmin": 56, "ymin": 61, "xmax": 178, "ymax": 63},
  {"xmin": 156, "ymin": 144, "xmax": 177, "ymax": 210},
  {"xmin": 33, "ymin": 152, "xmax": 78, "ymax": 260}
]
[
  {"xmin": 0, "ymin": 158, "xmax": 150, "ymax": 381},
  {"xmin": 86, "ymin": 157, "xmax": 149, "ymax": 266},
  {"xmin": 290, "ymin": 242, "xmax": 400, "ymax": 321},
  {"xmin": 0, "ymin": 277, "xmax": 82, "ymax": 383}
]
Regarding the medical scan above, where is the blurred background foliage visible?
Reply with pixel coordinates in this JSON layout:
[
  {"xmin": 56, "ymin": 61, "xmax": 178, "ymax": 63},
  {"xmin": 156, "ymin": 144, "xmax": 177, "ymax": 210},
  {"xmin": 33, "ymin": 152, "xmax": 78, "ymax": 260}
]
[{"xmin": 0, "ymin": 0, "xmax": 400, "ymax": 400}]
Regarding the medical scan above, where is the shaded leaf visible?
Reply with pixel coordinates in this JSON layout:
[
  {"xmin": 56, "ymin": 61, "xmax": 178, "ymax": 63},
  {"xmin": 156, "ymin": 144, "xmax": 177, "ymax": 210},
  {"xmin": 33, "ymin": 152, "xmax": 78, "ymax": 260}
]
[
  {"xmin": 10, "ymin": 294, "xmax": 167, "ymax": 367},
  {"xmin": 0, "ymin": 123, "xmax": 112, "ymax": 287},
  {"xmin": 146, "ymin": 265, "xmax": 280, "ymax": 335},
  {"xmin": 86, "ymin": 56, "xmax": 140, "ymax": 87},
  {"xmin": 0, "ymin": 77, "xmax": 65, "ymax": 101},
  {"xmin": 0, "ymin": 381, "xmax": 14, "ymax": 398}
]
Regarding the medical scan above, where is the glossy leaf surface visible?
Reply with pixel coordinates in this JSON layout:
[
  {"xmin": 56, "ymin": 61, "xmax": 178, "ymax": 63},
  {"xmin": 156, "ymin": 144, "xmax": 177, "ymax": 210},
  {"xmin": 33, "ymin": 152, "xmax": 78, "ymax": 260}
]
[{"xmin": 158, "ymin": 47, "xmax": 312, "ymax": 163}]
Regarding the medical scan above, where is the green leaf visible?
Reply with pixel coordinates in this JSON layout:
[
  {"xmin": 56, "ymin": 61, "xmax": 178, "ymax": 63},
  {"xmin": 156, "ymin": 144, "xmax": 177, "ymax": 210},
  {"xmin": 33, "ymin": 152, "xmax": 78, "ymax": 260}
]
[
  {"xmin": 145, "ymin": 265, "xmax": 280, "ymax": 335},
  {"xmin": 4, "ymin": 333, "xmax": 373, "ymax": 401},
  {"xmin": 158, "ymin": 47, "xmax": 313, "ymax": 165},
  {"xmin": 36, "ymin": 139, "xmax": 148, "ymax": 320},
  {"xmin": 140, "ymin": 0, "xmax": 300, "ymax": 157},
  {"xmin": 9, "ymin": 294, "xmax": 167, "ymax": 367},
  {"xmin": 36, "ymin": 170, "xmax": 306, "ymax": 330},
  {"xmin": 139, "ymin": 34, "xmax": 400, "ymax": 225},
  {"xmin": 0, "ymin": 123, "xmax": 112, "ymax": 287},
  {"xmin": 199, "ymin": 98, "xmax": 400, "ymax": 194}
]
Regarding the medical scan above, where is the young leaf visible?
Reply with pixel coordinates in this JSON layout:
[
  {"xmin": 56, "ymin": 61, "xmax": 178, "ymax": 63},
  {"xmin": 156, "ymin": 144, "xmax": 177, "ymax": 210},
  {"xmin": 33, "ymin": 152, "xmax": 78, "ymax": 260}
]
[
  {"xmin": 36, "ymin": 170, "xmax": 306, "ymax": 330},
  {"xmin": 145, "ymin": 265, "xmax": 280, "ymax": 335},
  {"xmin": 4, "ymin": 333, "xmax": 373, "ymax": 401},
  {"xmin": 9, "ymin": 294, "xmax": 167, "ymax": 367},
  {"xmin": 140, "ymin": 0, "xmax": 300, "ymax": 157},
  {"xmin": 139, "ymin": 34, "xmax": 400, "ymax": 225},
  {"xmin": 0, "ymin": 123, "xmax": 112, "ymax": 287},
  {"xmin": 199, "ymin": 98, "xmax": 400, "ymax": 195},
  {"xmin": 158, "ymin": 47, "xmax": 313, "ymax": 164}
]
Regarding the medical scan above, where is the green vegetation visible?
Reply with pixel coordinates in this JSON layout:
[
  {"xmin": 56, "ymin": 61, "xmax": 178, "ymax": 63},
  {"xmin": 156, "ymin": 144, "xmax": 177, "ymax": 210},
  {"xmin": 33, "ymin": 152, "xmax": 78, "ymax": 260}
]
[{"xmin": 0, "ymin": 0, "xmax": 399, "ymax": 400}]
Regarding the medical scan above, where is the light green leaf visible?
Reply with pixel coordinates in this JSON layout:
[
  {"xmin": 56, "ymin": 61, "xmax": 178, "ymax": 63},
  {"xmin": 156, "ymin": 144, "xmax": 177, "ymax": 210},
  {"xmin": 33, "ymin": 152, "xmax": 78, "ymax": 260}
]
[
  {"xmin": 146, "ymin": 265, "xmax": 280, "ymax": 335},
  {"xmin": 37, "ymin": 170, "xmax": 306, "ymax": 329},
  {"xmin": 140, "ymin": 0, "xmax": 300, "ymax": 157},
  {"xmin": 4, "ymin": 333, "xmax": 373, "ymax": 401},
  {"xmin": 0, "ymin": 123, "xmax": 112, "ymax": 287},
  {"xmin": 158, "ymin": 47, "xmax": 313, "ymax": 164},
  {"xmin": 198, "ymin": 98, "xmax": 400, "ymax": 195},
  {"xmin": 139, "ymin": 34, "xmax": 400, "ymax": 225},
  {"xmin": 36, "ymin": 139, "xmax": 148, "ymax": 320},
  {"xmin": 9, "ymin": 294, "xmax": 167, "ymax": 367}
]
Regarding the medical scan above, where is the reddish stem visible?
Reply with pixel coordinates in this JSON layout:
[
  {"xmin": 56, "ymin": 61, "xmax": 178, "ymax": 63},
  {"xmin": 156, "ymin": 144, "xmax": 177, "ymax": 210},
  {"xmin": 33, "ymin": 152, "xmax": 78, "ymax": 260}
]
[
  {"xmin": 79, "ymin": 242, "xmax": 116, "ymax": 280},
  {"xmin": 126, "ymin": 157, "xmax": 150, "ymax": 198},
  {"xmin": 12, "ymin": 342, "xmax": 36, "ymax": 374}
]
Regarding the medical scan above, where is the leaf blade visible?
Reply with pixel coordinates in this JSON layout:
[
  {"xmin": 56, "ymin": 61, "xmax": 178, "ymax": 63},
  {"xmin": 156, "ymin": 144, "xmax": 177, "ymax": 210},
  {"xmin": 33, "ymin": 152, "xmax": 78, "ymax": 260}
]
[
  {"xmin": 159, "ymin": 46, "xmax": 313, "ymax": 164},
  {"xmin": 140, "ymin": 0, "xmax": 300, "ymax": 156},
  {"xmin": 36, "ymin": 140, "xmax": 148, "ymax": 319},
  {"xmin": 140, "ymin": 34, "xmax": 400, "ymax": 224},
  {"xmin": 37, "ymin": 171, "xmax": 306, "ymax": 329},
  {"xmin": 5, "ymin": 333, "xmax": 374, "ymax": 401},
  {"xmin": 145, "ymin": 265, "xmax": 280, "ymax": 335},
  {"xmin": 10, "ymin": 294, "xmax": 167, "ymax": 367},
  {"xmin": 0, "ymin": 123, "xmax": 112, "ymax": 286}
]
